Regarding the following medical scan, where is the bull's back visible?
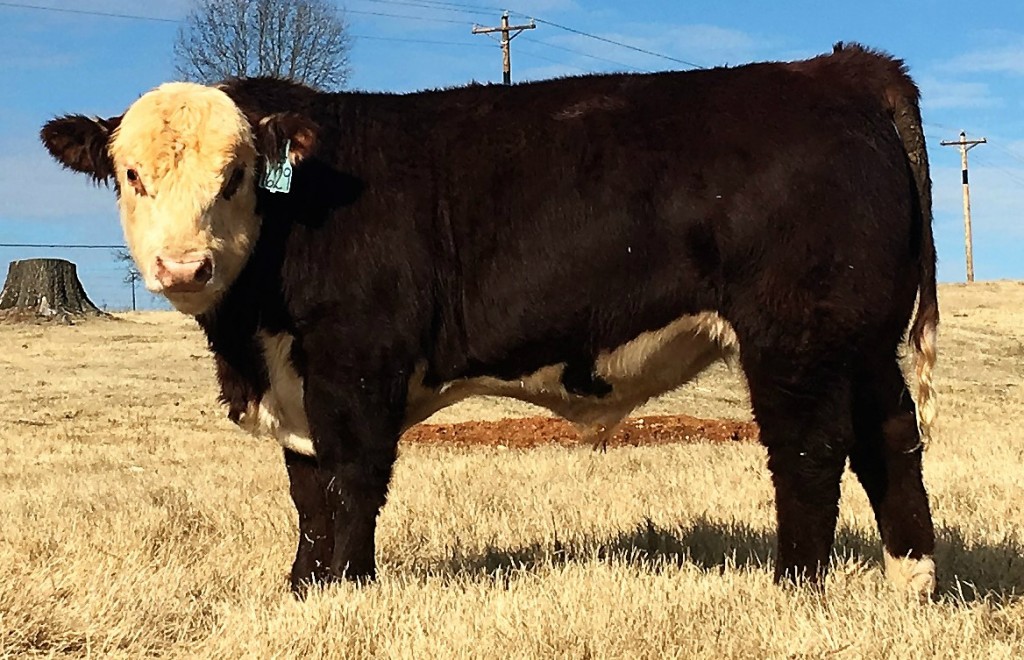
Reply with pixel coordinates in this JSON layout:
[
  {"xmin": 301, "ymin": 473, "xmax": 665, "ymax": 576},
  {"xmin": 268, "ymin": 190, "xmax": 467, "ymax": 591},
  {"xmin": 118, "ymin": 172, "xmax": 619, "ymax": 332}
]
[{"xmin": 405, "ymin": 58, "xmax": 917, "ymax": 376}]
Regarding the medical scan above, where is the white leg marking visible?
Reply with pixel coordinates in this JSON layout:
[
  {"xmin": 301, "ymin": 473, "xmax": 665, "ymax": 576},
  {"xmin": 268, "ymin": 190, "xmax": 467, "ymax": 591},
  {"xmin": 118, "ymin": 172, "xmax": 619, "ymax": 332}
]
[{"xmin": 884, "ymin": 551, "xmax": 936, "ymax": 602}]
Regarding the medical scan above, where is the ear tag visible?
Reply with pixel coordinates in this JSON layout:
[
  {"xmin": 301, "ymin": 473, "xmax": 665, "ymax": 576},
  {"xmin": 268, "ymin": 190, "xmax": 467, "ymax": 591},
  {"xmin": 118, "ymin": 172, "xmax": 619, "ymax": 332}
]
[{"xmin": 259, "ymin": 139, "xmax": 292, "ymax": 193}]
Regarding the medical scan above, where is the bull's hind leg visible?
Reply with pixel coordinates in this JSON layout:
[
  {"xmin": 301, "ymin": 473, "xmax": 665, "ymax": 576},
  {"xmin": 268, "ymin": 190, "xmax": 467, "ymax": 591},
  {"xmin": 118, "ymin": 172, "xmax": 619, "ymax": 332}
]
[
  {"xmin": 284, "ymin": 449, "xmax": 335, "ymax": 596},
  {"xmin": 742, "ymin": 354, "xmax": 855, "ymax": 587},
  {"xmin": 848, "ymin": 358, "xmax": 936, "ymax": 600}
]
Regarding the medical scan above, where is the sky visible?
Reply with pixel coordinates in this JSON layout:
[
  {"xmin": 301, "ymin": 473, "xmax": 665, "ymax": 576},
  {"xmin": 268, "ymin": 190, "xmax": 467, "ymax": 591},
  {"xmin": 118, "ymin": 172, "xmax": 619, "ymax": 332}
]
[{"xmin": 1, "ymin": 0, "xmax": 1022, "ymax": 310}]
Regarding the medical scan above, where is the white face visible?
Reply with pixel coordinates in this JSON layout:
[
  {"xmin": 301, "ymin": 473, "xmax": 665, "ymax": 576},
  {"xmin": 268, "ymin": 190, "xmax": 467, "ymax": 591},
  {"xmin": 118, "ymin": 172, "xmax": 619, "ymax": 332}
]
[{"xmin": 108, "ymin": 82, "xmax": 262, "ymax": 315}]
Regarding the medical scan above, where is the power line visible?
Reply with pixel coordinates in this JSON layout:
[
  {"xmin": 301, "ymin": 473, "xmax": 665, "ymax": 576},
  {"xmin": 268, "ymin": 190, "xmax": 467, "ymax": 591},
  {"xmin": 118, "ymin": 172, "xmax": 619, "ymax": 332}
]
[
  {"xmin": 515, "ymin": 15, "xmax": 705, "ymax": 69},
  {"xmin": 346, "ymin": 8, "xmax": 474, "ymax": 25},
  {"xmin": 0, "ymin": 2, "xmax": 489, "ymax": 47},
  {"xmin": 380, "ymin": 0, "xmax": 507, "ymax": 12},
  {"xmin": 514, "ymin": 47, "xmax": 590, "ymax": 74},
  {"xmin": 927, "ymin": 122, "xmax": 1024, "ymax": 171},
  {"xmin": 356, "ymin": 0, "xmax": 495, "ymax": 17},
  {"xmin": 0, "ymin": 243, "xmax": 126, "ymax": 249},
  {"xmin": 0, "ymin": 2, "xmax": 478, "ymax": 28},
  {"xmin": 0, "ymin": 1, "xmax": 177, "ymax": 23},
  {"xmin": 0, "ymin": 0, "xmax": 644, "ymax": 74},
  {"xmin": 354, "ymin": 34, "xmax": 486, "ymax": 47},
  {"xmin": 988, "ymin": 143, "xmax": 1024, "ymax": 169},
  {"xmin": 472, "ymin": 11, "xmax": 536, "ymax": 85},
  {"xmin": 519, "ymin": 35, "xmax": 648, "ymax": 72},
  {"xmin": 971, "ymin": 152, "xmax": 1024, "ymax": 189},
  {"xmin": 2, "ymin": 1, "xmax": 698, "ymax": 71}
]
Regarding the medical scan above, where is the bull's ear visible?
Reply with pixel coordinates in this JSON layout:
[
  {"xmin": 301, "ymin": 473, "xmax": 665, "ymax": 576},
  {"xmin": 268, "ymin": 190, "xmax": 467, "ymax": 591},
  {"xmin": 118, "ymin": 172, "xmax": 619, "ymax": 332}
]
[
  {"xmin": 252, "ymin": 112, "xmax": 318, "ymax": 165},
  {"xmin": 39, "ymin": 114, "xmax": 122, "ymax": 184}
]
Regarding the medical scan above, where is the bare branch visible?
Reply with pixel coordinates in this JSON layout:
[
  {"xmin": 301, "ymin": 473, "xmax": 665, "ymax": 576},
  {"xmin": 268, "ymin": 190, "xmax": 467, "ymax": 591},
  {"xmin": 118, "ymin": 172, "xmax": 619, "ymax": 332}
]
[
  {"xmin": 113, "ymin": 249, "xmax": 141, "ymax": 285},
  {"xmin": 173, "ymin": 0, "xmax": 351, "ymax": 90}
]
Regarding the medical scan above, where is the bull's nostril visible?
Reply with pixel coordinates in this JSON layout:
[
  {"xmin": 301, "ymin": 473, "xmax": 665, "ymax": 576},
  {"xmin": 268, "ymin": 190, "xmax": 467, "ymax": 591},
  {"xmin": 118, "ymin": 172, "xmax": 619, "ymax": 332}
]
[
  {"xmin": 154, "ymin": 253, "xmax": 213, "ymax": 292},
  {"xmin": 194, "ymin": 259, "xmax": 213, "ymax": 284}
]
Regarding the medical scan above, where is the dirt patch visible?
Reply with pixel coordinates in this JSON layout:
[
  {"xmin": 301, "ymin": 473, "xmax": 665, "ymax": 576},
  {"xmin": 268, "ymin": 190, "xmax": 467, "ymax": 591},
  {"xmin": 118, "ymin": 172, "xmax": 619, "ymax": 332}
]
[{"xmin": 402, "ymin": 413, "xmax": 759, "ymax": 449}]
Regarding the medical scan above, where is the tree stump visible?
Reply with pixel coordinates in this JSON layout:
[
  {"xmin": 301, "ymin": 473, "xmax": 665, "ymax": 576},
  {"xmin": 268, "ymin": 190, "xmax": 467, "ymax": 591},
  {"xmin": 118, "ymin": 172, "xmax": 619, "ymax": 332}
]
[{"xmin": 0, "ymin": 258, "xmax": 107, "ymax": 324}]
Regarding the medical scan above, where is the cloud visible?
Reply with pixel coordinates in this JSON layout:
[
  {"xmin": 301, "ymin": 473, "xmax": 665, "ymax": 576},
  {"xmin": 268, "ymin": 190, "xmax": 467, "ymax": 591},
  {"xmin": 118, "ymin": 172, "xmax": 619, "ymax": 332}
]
[
  {"xmin": 0, "ymin": 138, "xmax": 119, "ymax": 223},
  {"xmin": 917, "ymin": 76, "xmax": 1002, "ymax": 110},
  {"xmin": 516, "ymin": 61, "xmax": 585, "ymax": 82},
  {"xmin": 1004, "ymin": 139, "xmax": 1024, "ymax": 160},
  {"xmin": 931, "ymin": 163, "xmax": 1024, "ymax": 237},
  {"xmin": 655, "ymin": 23, "xmax": 764, "ymax": 63},
  {"xmin": 513, "ymin": 0, "xmax": 580, "ymax": 13},
  {"xmin": 513, "ymin": 22, "xmax": 769, "ymax": 76},
  {"xmin": 924, "ymin": 160, "xmax": 1023, "ymax": 280},
  {"xmin": 589, "ymin": 23, "xmax": 766, "ymax": 69},
  {"xmin": 943, "ymin": 41, "xmax": 1024, "ymax": 76}
]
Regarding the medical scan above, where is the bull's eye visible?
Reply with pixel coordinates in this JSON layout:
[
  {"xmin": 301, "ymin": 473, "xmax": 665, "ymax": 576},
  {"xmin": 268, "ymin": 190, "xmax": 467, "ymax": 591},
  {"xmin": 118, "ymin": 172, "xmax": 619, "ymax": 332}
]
[
  {"xmin": 125, "ymin": 168, "xmax": 147, "ymax": 196},
  {"xmin": 221, "ymin": 167, "xmax": 245, "ymax": 200}
]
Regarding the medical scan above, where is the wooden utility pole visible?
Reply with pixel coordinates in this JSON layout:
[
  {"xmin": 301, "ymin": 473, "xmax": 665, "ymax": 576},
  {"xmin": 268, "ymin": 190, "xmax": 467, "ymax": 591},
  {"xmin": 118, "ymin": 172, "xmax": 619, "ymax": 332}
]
[
  {"xmin": 940, "ymin": 131, "xmax": 987, "ymax": 282},
  {"xmin": 472, "ymin": 11, "xmax": 536, "ymax": 85}
]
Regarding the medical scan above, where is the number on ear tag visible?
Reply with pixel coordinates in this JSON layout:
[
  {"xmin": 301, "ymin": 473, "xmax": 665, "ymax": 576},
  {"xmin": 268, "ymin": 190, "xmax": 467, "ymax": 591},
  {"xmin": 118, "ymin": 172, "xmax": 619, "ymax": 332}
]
[{"xmin": 259, "ymin": 139, "xmax": 293, "ymax": 193}]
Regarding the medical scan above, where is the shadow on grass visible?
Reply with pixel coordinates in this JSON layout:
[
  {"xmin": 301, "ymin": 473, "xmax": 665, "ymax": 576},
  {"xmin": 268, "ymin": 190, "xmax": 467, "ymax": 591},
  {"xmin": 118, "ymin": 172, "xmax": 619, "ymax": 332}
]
[{"xmin": 417, "ymin": 517, "xmax": 1024, "ymax": 603}]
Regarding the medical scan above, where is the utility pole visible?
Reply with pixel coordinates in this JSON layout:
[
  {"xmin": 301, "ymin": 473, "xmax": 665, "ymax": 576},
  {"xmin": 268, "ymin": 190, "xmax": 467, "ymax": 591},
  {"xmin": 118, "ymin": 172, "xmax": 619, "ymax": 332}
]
[
  {"xmin": 472, "ymin": 11, "xmax": 536, "ymax": 85},
  {"xmin": 940, "ymin": 130, "xmax": 987, "ymax": 282}
]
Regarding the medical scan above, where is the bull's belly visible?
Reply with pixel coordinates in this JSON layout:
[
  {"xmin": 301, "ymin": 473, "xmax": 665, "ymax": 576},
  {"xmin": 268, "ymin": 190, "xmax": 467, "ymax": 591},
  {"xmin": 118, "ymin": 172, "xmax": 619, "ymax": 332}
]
[{"xmin": 239, "ymin": 313, "xmax": 739, "ymax": 457}]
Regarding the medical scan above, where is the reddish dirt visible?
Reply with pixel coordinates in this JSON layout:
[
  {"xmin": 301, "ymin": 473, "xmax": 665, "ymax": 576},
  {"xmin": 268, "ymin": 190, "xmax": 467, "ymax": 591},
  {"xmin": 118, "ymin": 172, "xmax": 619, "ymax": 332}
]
[{"xmin": 402, "ymin": 413, "xmax": 759, "ymax": 449}]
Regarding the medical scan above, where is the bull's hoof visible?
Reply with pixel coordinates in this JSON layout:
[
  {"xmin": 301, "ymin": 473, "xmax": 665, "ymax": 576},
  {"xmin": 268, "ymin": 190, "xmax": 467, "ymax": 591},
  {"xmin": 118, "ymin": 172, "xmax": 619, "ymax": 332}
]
[
  {"xmin": 773, "ymin": 562, "xmax": 828, "ymax": 589},
  {"xmin": 332, "ymin": 563, "xmax": 377, "ymax": 584},
  {"xmin": 290, "ymin": 568, "xmax": 337, "ymax": 599},
  {"xmin": 884, "ymin": 552, "xmax": 936, "ymax": 603}
]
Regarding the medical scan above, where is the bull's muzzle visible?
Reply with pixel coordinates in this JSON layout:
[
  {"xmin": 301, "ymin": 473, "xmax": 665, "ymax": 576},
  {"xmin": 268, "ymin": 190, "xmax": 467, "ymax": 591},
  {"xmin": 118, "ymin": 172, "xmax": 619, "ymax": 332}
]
[{"xmin": 154, "ymin": 252, "xmax": 214, "ymax": 294}]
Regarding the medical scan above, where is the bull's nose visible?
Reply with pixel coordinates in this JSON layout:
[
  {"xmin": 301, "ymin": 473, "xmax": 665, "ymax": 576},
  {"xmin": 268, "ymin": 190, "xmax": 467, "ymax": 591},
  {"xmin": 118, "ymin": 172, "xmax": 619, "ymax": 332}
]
[{"xmin": 155, "ymin": 253, "xmax": 214, "ymax": 293}]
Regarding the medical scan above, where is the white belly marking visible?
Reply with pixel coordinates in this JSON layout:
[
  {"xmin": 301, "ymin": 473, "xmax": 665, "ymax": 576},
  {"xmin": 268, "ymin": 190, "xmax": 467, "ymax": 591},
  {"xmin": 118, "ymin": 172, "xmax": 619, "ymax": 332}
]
[
  {"xmin": 405, "ymin": 311, "xmax": 739, "ymax": 436},
  {"xmin": 235, "ymin": 313, "xmax": 739, "ymax": 456}
]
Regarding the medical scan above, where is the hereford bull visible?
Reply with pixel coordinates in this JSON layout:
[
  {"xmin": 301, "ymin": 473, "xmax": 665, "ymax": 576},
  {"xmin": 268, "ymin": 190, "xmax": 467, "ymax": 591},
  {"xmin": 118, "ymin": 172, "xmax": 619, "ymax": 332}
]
[{"xmin": 41, "ymin": 42, "xmax": 939, "ymax": 599}]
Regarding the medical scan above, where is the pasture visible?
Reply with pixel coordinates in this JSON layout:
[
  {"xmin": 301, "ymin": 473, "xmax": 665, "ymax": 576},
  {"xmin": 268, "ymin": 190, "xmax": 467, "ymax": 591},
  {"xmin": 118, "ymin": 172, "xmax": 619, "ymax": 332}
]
[{"xmin": 1, "ymin": 281, "xmax": 1023, "ymax": 658}]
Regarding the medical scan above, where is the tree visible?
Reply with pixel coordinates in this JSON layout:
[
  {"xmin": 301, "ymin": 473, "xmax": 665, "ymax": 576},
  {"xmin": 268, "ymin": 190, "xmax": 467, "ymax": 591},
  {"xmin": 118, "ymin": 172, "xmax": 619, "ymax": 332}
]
[
  {"xmin": 174, "ymin": 0, "xmax": 352, "ymax": 90},
  {"xmin": 0, "ymin": 258, "xmax": 106, "ymax": 324},
  {"xmin": 114, "ymin": 249, "xmax": 142, "ymax": 312}
]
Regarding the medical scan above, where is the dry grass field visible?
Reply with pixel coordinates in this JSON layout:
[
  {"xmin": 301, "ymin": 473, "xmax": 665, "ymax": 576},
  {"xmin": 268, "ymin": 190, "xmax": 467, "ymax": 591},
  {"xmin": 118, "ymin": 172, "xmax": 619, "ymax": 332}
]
[{"xmin": 1, "ymin": 281, "xmax": 1023, "ymax": 658}]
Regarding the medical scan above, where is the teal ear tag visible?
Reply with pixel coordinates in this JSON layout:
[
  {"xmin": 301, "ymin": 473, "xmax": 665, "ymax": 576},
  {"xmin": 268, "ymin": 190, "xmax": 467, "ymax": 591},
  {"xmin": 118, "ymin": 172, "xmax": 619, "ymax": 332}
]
[{"xmin": 259, "ymin": 139, "xmax": 293, "ymax": 193}]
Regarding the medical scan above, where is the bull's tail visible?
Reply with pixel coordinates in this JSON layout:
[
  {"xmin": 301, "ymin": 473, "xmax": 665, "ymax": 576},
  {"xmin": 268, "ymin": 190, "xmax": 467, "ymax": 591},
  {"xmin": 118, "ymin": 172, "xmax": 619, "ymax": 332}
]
[{"xmin": 878, "ymin": 48, "xmax": 939, "ymax": 444}]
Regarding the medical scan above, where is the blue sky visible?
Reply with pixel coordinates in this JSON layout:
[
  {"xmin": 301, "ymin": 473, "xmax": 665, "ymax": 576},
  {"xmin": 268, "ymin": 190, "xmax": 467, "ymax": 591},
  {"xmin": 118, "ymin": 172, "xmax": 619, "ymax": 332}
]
[{"xmin": 1, "ymin": 0, "xmax": 1022, "ymax": 310}]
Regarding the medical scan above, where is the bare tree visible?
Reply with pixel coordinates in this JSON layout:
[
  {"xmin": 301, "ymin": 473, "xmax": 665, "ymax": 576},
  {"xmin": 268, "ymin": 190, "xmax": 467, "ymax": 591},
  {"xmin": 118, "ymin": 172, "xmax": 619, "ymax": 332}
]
[
  {"xmin": 115, "ymin": 249, "xmax": 141, "ymax": 312},
  {"xmin": 174, "ymin": 0, "xmax": 352, "ymax": 90}
]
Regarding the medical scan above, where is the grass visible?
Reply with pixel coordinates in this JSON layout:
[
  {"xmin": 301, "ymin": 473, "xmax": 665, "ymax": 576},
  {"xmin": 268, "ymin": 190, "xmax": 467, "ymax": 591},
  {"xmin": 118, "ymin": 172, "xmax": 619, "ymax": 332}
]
[{"xmin": 1, "ymin": 281, "xmax": 1023, "ymax": 658}]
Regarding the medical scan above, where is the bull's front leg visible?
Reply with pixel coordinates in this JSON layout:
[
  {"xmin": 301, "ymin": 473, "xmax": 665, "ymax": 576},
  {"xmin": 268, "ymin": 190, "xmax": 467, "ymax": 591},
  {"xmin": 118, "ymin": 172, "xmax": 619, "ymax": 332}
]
[
  {"xmin": 299, "ymin": 335, "xmax": 406, "ymax": 586},
  {"xmin": 284, "ymin": 449, "xmax": 335, "ymax": 596}
]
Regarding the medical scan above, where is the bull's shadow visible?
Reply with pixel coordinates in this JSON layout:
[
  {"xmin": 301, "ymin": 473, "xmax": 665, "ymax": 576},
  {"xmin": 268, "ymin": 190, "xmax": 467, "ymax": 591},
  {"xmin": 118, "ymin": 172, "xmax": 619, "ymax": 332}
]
[{"xmin": 406, "ymin": 517, "xmax": 1024, "ymax": 603}]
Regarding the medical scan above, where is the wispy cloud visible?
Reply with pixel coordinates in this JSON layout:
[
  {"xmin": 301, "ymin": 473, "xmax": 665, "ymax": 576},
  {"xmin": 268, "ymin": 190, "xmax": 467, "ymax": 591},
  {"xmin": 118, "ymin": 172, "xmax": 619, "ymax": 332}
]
[
  {"xmin": 932, "ymin": 163, "xmax": 1024, "ymax": 236},
  {"xmin": 509, "ymin": 22, "xmax": 770, "ymax": 75},
  {"xmin": 512, "ymin": 0, "xmax": 581, "ymax": 13},
  {"xmin": 1004, "ymin": 139, "xmax": 1024, "ymax": 160},
  {"xmin": 918, "ymin": 76, "xmax": 1002, "ymax": 110},
  {"xmin": 0, "ymin": 29, "xmax": 79, "ymax": 71},
  {"xmin": 589, "ymin": 22, "xmax": 767, "ymax": 69},
  {"xmin": 0, "ymin": 137, "xmax": 118, "ymax": 223},
  {"xmin": 654, "ymin": 23, "xmax": 765, "ymax": 64},
  {"xmin": 943, "ymin": 40, "xmax": 1024, "ymax": 76}
]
